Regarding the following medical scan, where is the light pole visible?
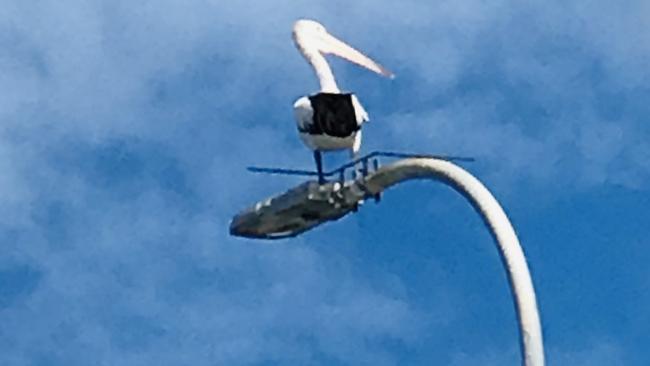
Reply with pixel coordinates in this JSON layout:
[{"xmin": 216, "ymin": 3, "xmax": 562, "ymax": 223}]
[{"xmin": 231, "ymin": 156, "xmax": 545, "ymax": 366}]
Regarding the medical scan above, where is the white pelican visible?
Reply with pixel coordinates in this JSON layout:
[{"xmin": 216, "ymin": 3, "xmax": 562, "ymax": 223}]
[{"xmin": 292, "ymin": 19, "xmax": 393, "ymax": 183}]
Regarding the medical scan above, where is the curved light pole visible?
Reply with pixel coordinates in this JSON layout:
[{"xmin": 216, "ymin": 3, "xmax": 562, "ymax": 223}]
[
  {"xmin": 231, "ymin": 156, "xmax": 545, "ymax": 365},
  {"xmin": 362, "ymin": 158, "xmax": 544, "ymax": 366}
]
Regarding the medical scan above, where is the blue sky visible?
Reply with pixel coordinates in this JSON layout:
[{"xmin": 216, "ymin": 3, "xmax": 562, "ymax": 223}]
[{"xmin": 1, "ymin": 0, "xmax": 648, "ymax": 364}]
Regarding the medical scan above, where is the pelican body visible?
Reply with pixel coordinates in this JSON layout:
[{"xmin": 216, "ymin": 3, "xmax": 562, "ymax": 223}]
[{"xmin": 292, "ymin": 19, "xmax": 393, "ymax": 183}]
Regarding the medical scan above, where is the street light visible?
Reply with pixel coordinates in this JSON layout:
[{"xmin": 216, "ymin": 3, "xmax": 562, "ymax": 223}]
[{"xmin": 230, "ymin": 157, "xmax": 545, "ymax": 366}]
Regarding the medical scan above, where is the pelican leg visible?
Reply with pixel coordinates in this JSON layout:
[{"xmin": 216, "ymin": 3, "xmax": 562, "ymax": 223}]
[
  {"xmin": 350, "ymin": 148, "xmax": 365, "ymax": 207},
  {"xmin": 351, "ymin": 131, "xmax": 362, "ymax": 180},
  {"xmin": 313, "ymin": 150, "xmax": 325, "ymax": 184},
  {"xmin": 351, "ymin": 148, "xmax": 366, "ymax": 184}
]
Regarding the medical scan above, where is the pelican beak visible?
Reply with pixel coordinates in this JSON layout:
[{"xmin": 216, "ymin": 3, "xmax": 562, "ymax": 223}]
[{"xmin": 321, "ymin": 33, "xmax": 394, "ymax": 79}]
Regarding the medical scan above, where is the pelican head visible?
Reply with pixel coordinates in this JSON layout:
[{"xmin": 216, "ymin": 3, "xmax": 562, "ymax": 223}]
[{"xmin": 292, "ymin": 19, "xmax": 394, "ymax": 79}]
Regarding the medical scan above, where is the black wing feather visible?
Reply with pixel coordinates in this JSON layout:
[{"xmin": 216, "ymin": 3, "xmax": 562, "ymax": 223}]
[{"xmin": 301, "ymin": 93, "xmax": 359, "ymax": 138}]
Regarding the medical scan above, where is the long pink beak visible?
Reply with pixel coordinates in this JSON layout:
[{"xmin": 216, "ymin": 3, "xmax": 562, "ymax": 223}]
[{"xmin": 321, "ymin": 33, "xmax": 394, "ymax": 79}]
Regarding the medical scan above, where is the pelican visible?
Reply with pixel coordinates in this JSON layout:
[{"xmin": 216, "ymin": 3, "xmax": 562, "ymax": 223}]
[{"xmin": 292, "ymin": 19, "xmax": 393, "ymax": 183}]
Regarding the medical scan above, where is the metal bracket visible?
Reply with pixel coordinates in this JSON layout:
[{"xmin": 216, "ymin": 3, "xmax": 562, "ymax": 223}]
[{"xmin": 247, "ymin": 151, "xmax": 474, "ymax": 183}]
